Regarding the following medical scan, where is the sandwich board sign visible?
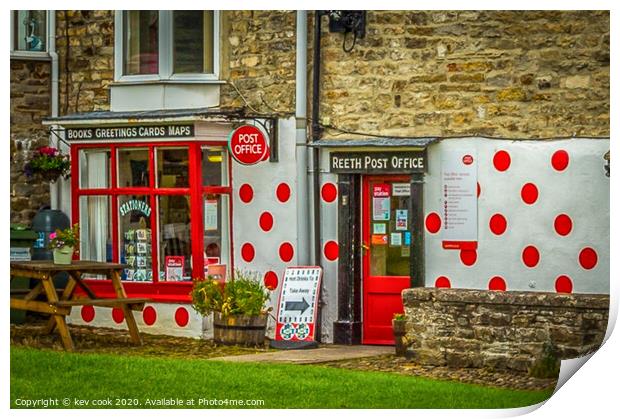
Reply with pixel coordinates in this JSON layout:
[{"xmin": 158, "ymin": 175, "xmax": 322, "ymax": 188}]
[{"xmin": 272, "ymin": 266, "xmax": 323, "ymax": 349}]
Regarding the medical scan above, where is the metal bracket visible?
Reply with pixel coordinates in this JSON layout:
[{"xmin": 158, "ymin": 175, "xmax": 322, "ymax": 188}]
[
  {"xmin": 249, "ymin": 117, "xmax": 278, "ymax": 162},
  {"xmin": 47, "ymin": 127, "xmax": 71, "ymax": 148}
]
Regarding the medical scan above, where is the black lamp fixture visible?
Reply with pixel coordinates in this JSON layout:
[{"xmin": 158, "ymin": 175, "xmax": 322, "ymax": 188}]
[{"xmin": 327, "ymin": 11, "xmax": 366, "ymax": 52}]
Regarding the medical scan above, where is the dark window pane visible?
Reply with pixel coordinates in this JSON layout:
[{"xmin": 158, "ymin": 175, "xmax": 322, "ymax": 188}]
[{"xmin": 173, "ymin": 11, "xmax": 214, "ymax": 74}]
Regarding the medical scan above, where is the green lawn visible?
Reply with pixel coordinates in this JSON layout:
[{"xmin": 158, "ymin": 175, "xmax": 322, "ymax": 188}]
[{"xmin": 10, "ymin": 347, "xmax": 553, "ymax": 409}]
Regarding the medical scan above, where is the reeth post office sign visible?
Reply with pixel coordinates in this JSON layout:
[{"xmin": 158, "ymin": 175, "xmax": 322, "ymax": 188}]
[{"xmin": 330, "ymin": 151, "xmax": 427, "ymax": 173}]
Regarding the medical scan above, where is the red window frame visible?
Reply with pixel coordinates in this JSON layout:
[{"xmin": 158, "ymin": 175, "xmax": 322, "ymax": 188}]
[{"xmin": 71, "ymin": 140, "xmax": 233, "ymax": 303}]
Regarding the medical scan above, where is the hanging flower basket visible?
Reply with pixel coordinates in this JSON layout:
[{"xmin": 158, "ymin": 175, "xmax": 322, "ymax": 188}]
[{"xmin": 24, "ymin": 146, "xmax": 71, "ymax": 183}]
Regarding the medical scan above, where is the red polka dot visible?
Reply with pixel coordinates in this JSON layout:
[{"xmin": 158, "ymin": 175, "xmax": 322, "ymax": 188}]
[
  {"xmin": 460, "ymin": 249, "xmax": 477, "ymax": 266},
  {"xmin": 489, "ymin": 213, "xmax": 507, "ymax": 235},
  {"xmin": 435, "ymin": 276, "xmax": 451, "ymax": 288},
  {"xmin": 174, "ymin": 307, "xmax": 189, "ymax": 327},
  {"xmin": 522, "ymin": 245, "xmax": 540, "ymax": 268},
  {"xmin": 143, "ymin": 306, "xmax": 157, "ymax": 326},
  {"xmin": 554, "ymin": 214, "xmax": 573, "ymax": 236},
  {"xmin": 111, "ymin": 308, "xmax": 124, "ymax": 324},
  {"xmin": 551, "ymin": 150, "xmax": 569, "ymax": 171},
  {"xmin": 239, "ymin": 184, "xmax": 253, "ymax": 203},
  {"xmin": 264, "ymin": 271, "xmax": 278, "ymax": 290},
  {"xmin": 425, "ymin": 212, "xmax": 442, "ymax": 234},
  {"xmin": 493, "ymin": 150, "xmax": 511, "ymax": 172},
  {"xmin": 321, "ymin": 183, "xmax": 338, "ymax": 203},
  {"xmin": 555, "ymin": 275, "xmax": 573, "ymax": 294},
  {"xmin": 324, "ymin": 240, "xmax": 339, "ymax": 261},
  {"xmin": 477, "ymin": 182, "xmax": 481, "ymax": 198},
  {"xmin": 489, "ymin": 276, "xmax": 507, "ymax": 291},
  {"xmin": 241, "ymin": 243, "xmax": 255, "ymax": 262},
  {"xmin": 276, "ymin": 183, "xmax": 291, "ymax": 203},
  {"xmin": 81, "ymin": 305, "xmax": 95, "ymax": 323},
  {"xmin": 521, "ymin": 183, "xmax": 538, "ymax": 205},
  {"xmin": 579, "ymin": 247, "xmax": 598, "ymax": 270},
  {"xmin": 259, "ymin": 212, "xmax": 274, "ymax": 232},
  {"xmin": 279, "ymin": 242, "xmax": 294, "ymax": 262}
]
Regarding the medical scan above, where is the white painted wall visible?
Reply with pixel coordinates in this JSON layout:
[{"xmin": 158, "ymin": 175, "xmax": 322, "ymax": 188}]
[{"xmin": 424, "ymin": 138, "xmax": 610, "ymax": 294}]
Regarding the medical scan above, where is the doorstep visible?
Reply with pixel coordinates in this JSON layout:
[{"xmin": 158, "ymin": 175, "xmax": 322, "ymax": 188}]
[{"xmin": 209, "ymin": 345, "xmax": 393, "ymax": 364}]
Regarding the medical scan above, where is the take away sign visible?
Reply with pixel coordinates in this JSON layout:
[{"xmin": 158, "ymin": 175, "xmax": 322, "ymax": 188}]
[{"xmin": 274, "ymin": 266, "xmax": 323, "ymax": 342}]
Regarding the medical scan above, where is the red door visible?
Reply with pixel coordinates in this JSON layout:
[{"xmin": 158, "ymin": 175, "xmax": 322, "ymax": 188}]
[{"xmin": 362, "ymin": 176, "xmax": 412, "ymax": 345}]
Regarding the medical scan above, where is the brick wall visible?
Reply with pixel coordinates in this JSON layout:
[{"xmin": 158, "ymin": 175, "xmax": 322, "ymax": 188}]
[
  {"xmin": 402, "ymin": 288, "xmax": 609, "ymax": 372},
  {"xmin": 10, "ymin": 59, "xmax": 52, "ymax": 224}
]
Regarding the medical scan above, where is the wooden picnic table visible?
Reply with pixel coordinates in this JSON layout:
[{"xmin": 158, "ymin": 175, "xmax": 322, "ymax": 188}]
[{"xmin": 10, "ymin": 260, "xmax": 148, "ymax": 351}]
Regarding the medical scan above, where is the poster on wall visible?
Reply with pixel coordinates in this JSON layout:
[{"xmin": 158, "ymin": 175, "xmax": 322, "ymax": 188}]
[
  {"xmin": 165, "ymin": 256, "xmax": 185, "ymax": 281},
  {"xmin": 204, "ymin": 200, "xmax": 218, "ymax": 231},
  {"xmin": 273, "ymin": 266, "xmax": 323, "ymax": 349},
  {"xmin": 441, "ymin": 151, "xmax": 478, "ymax": 249}
]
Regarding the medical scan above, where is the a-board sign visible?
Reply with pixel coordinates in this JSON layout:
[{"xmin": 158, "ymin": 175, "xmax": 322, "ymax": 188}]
[
  {"xmin": 441, "ymin": 150, "xmax": 478, "ymax": 250},
  {"xmin": 274, "ymin": 266, "xmax": 323, "ymax": 343},
  {"xmin": 228, "ymin": 125, "xmax": 270, "ymax": 165}
]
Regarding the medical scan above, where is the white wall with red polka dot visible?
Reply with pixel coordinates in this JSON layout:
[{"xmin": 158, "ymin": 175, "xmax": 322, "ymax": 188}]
[
  {"xmin": 423, "ymin": 138, "xmax": 609, "ymax": 294},
  {"xmin": 68, "ymin": 303, "xmax": 205, "ymax": 338},
  {"xmin": 232, "ymin": 118, "xmax": 301, "ymax": 337}
]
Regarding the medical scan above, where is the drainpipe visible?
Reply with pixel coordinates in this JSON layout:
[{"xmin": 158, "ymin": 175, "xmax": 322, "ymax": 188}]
[
  {"xmin": 295, "ymin": 11, "xmax": 310, "ymax": 265},
  {"xmin": 48, "ymin": 10, "xmax": 61, "ymax": 210},
  {"xmin": 311, "ymin": 11, "xmax": 323, "ymax": 268}
]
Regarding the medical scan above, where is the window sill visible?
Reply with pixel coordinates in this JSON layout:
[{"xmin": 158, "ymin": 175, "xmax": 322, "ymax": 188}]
[
  {"xmin": 110, "ymin": 79, "xmax": 227, "ymax": 87},
  {"xmin": 10, "ymin": 51, "xmax": 51, "ymax": 61}
]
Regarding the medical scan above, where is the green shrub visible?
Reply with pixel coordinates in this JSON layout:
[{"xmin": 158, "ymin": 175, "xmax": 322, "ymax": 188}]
[{"xmin": 192, "ymin": 270, "xmax": 270, "ymax": 317}]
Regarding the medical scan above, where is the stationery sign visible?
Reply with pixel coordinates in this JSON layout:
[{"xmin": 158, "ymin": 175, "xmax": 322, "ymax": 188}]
[
  {"xmin": 228, "ymin": 125, "xmax": 269, "ymax": 165},
  {"xmin": 275, "ymin": 267, "xmax": 322, "ymax": 343},
  {"xmin": 441, "ymin": 151, "xmax": 478, "ymax": 250}
]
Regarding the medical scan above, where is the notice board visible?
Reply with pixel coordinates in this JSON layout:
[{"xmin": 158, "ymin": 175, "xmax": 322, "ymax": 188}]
[
  {"xmin": 274, "ymin": 266, "xmax": 323, "ymax": 343},
  {"xmin": 441, "ymin": 150, "xmax": 478, "ymax": 250}
]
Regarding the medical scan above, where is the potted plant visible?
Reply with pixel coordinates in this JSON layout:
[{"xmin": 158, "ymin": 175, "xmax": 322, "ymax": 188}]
[
  {"xmin": 49, "ymin": 224, "xmax": 80, "ymax": 264},
  {"xmin": 191, "ymin": 270, "xmax": 271, "ymax": 346},
  {"xmin": 393, "ymin": 312, "xmax": 408, "ymax": 357},
  {"xmin": 24, "ymin": 146, "xmax": 71, "ymax": 183}
]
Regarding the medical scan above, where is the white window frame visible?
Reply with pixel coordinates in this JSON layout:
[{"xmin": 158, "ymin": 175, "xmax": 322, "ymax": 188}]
[
  {"xmin": 114, "ymin": 10, "xmax": 220, "ymax": 83},
  {"xmin": 10, "ymin": 10, "xmax": 52, "ymax": 61}
]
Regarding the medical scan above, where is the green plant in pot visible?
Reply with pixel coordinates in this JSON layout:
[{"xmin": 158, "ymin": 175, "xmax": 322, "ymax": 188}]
[
  {"xmin": 192, "ymin": 269, "xmax": 271, "ymax": 347},
  {"xmin": 48, "ymin": 224, "xmax": 80, "ymax": 265},
  {"xmin": 393, "ymin": 312, "xmax": 408, "ymax": 357}
]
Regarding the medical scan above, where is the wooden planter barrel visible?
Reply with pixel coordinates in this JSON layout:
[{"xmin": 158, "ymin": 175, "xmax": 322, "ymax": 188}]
[{"xmin": 213, "ymin": 312, "xmax": 267, "ymax": 346}]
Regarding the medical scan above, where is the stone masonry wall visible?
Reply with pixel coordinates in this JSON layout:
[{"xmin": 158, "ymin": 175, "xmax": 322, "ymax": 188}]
[
  {"xmin": 402, "ymin": 288, "xmax": 609, "ymax": 372},
  {"xmin": 56, "ymin": 10, "xmax": 114, "ymax": 114},
  {"xmin": 317, "ymin": 10, "xmax": 609, "ymax": 139},
  {"xmin": 10, "ymin": 59, "xmax": 52, "ymax": 224},
  {"xmin": 220, "ymin": 11, "xmax": 297, "ymax": 114}
]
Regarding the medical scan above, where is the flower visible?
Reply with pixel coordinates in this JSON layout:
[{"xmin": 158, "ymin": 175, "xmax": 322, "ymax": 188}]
[{"xmin": 49, "ymin": 232, "xmax": 57, "ymax": 240}]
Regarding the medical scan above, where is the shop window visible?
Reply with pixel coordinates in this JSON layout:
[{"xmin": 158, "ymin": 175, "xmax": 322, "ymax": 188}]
[
  {"xmin": 202, "ymin": 147, "xmax": 226, "ymax": 186},
  {"xmin": 12, "ymin": 11, "xmax": 47, "ymax": 53},
  {"xmin": 117, "ymin": 148, "xmax": 150, "ymax": 188},
  {"xmin": 203, "ymin": 194, "xmax": 229, "ymax": 269},
  {"xmin": 79, "ymin": 196, "xmax": 112, "ymax": 263},
  {"xmin": 79, "ymin": 149, "xmax": 110, "ymax": 189},
  {"xmin": 156, "ymin": 147, "xmax": 189, "ymax": 188},
  {"xmin": 116, "ymin": 10, "xmax": 220, "ymax": 81},
  {"xmin": 123, "ymin": 11, "xmax": 159, "ymax": 75},
  {"xmin": 158, "ymin": 196, "xmax": 192, "ymax": 281},
  {"xmin": 119, "ymin": 195, "xmax": 153, "ymax": 282}
]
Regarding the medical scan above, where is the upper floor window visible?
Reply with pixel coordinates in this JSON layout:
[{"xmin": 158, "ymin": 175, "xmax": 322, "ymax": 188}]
[
  {"xmin": 115, "ymin": 10, "xmax": 219, "ymax": 82},
  {"xmin": 11, "ymin": 10, "xmax": 49, "ymax": 58}
]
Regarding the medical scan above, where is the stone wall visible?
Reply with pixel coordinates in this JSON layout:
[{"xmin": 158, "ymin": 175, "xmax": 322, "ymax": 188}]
[
  {"xmin": 10, "ymin": 59, "xmax": 52, "ymax": 224},
  {"xmin": 402, "ymin": 288, "xmax": 609, "ymax": 372},
  {"xmin": 317, "ymin": 10, "xmax": 609, "ymax": 139},
  {"xmin": 220, "ymin": 10, "xmax": 297, "ymax": 114},
  {"xmin": 55, "ymin": 10, "xmax": 114, "ymax": 114}
]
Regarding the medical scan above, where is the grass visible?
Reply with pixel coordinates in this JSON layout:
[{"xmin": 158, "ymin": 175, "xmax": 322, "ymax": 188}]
[{"xmin": 10, "ymin": 347, "xmax": 553, "ymax": 409}]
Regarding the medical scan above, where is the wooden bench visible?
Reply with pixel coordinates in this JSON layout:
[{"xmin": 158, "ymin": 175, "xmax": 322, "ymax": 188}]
[{"xmin": 10, "ymin": 261, "xmax": 147, "ymax": 351}]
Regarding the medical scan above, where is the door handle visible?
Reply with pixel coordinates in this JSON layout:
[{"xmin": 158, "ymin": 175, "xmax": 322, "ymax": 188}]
[{"xmin": 362, "ymin": 243, "xmax": 370, "ymax": 252}]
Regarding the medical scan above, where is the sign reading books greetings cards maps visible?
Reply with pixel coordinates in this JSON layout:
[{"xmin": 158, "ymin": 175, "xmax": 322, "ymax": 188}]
[{"xmin": 274, "ymin": 267, "xmax": 322, "ymax": 347}]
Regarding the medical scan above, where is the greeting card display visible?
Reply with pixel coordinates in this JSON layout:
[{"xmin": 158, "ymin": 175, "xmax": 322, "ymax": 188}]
[{"xmin": 123, "ymin": 227, "xmax": 152, "ymax": 281}]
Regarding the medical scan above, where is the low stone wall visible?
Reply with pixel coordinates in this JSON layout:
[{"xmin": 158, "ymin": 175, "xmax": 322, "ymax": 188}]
[{"xmin": 402, "ymin": 288, "xmax": 609, "ymax": 372}]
